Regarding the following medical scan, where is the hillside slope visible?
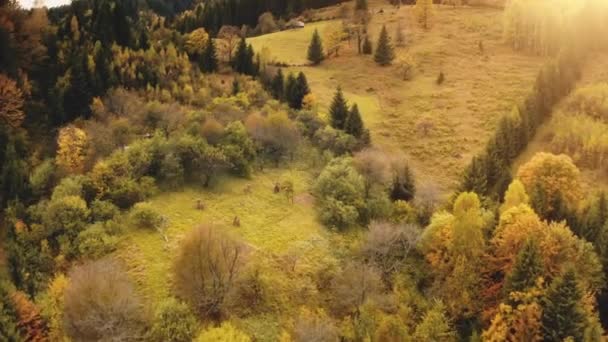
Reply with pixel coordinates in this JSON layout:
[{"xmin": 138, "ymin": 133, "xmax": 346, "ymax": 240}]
[{"xmin": 250, "ymin": 4, "xmax": 543, "ymax": 194}]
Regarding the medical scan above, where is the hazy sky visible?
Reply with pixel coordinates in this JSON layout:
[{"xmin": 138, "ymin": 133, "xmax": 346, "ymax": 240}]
[{"xmin": 19, "ymin": 0, "xmax": 71, "ymax": 9}]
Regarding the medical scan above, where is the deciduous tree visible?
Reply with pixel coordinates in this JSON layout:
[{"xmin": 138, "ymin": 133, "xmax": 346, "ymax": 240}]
[
  {"xmin": 0, "ymin": 74, "xmax": 24, "ymax": 129},
  {"xmin": 56, "ymin": 125, "xmax": 88, "ymax": 174},
  {"xmin": 173, "ymin": 225, "xmax": 246, "ymax": 320}
]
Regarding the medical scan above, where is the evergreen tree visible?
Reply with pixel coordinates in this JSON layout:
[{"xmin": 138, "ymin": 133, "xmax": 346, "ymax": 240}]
[
  {"xmin": 307, "ymin": 29, "xmax": 325, "ymax": 65},
  {"xmin": 541, "ymin": 269, "xmax": 586, "ymax": 342},
  {"xmin": 0, "ymin": 141, "xmax": 27, "ymax": 206},
  {"xmin": 271, "ymin": 68, "xmax": 285, "ymax": 100},
  {"xmin": 232, "ymin": 38, "xmax": 255, "ymax": 75},
  {"xmin": 247, "ymin": 44, "xmax": 258, "ymax": 76},
  {"xmin": 461, "ymin": 155, "xmax": 488, "ymax": 196},
  {"xmin": 290, "ymin": 72, "xmax": 311, "ymax": 110},
  {"xmin": 285, "ymin": 73, "xmax": 298, "ymax": 109},
  {"xmin": 344, "ymin": 103, "xmax": 364, "ymax": 138},
  {"xmin": 200, "ymin": 38, "xmax": 218, "ymax": 73},
  {"xmin": 374, "ymin": 25, "xmax": 395, "ymax": 66},
  {"xmin": 362, "ymin": 35, "xmax": 373, "ymax": 55},
  {"xmin": 329, "ymin": 86, "xmax": 349, "ymax": 130},
  {"xmin": 504, "ymin": 239, "xmax": 544, "ymax": 298},
  {"xmin": 390, "ymin": 163, "xmax": 416, "ymax": 202}
]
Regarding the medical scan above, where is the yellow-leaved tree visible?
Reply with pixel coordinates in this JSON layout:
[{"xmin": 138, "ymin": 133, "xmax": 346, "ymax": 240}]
[
  {"xmin": 0, "ymin": 74, "xmax": 25, "ymax": 129},
  {"xmin": 56, "ymin": 125, "xmax": 88, "ymax": 174},
  {"xmin": 185, "ymin": 28, "xmax": 209, "ymax": 56}
]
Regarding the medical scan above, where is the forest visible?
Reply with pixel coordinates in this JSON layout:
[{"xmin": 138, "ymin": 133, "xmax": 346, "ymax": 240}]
[{"xmin": 1, "ymin": 0, "xmax": 608, "ymax": 341}]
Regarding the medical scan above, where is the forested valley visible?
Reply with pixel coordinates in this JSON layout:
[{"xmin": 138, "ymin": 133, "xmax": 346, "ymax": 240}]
[{"xmin": 1, "ymin": 0, "xmax": 608, "ymax": 341}]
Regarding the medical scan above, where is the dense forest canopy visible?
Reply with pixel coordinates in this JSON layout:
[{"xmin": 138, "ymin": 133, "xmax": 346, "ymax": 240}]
[{"xmin": 1, "ymin": 0, "xmax": 608, "ymax": 340}]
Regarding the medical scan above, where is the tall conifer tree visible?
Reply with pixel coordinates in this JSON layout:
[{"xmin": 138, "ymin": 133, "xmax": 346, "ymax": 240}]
[
  {"xmin": 307, "ymin": 29, "xmax": 325, "ymax": 65},
  {"xmin": 374, "ymin": 25, "xmax": 395, "ymax": 66},
  {"xmin": 200, "ymin": 38, "xmax": 218, "ymax": 73},
  {"xmin": 329, "ymin": 86, "xmax": 349, "ymax": 130},
  {"xmin": 541, "ymin": 269, "xmax": 586, "ymax": 342},
  {"xmin": 345, "ymin": 103, "xmax": 364, "ymax": 138}
]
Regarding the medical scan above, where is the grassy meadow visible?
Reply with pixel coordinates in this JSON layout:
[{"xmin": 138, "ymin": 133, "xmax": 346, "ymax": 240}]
[
  {"xmin": 250, "ymin": 3, "xmax": 543, "ymax": 194},
  {"xmin": 116, "ymin": 165, "xmax": 352, "ymax": 340}
]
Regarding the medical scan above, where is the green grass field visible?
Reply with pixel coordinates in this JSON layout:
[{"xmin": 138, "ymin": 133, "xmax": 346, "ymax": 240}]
[
  {"xmin": 513, "ymin": 53, "xmax": 608, "ymax": 193},
  {"xmin": 251, "ymin": 3, "xmax": 543, "ymax": 195},
  {"xmin": 116, "ymin": 165, "xmax": 350, "ymax": 340}
]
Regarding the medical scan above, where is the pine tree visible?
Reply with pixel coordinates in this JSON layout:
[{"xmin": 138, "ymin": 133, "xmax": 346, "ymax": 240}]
[
  {"xmin": 307, "ymin": 29, "xmax": 325, "ymax": 65},
  {"xmin": 285, "ymin": 73, "xmax": 298, "ymax": 109},
  {"xmin": 390, "ymin": 163, "xmax": 416, "ymax": 202},
  {"xmin": 271, "ymin": 69, "xmax": 285, "ymax": 100},
  {"xmin": 329, "ymin": 86, "xmax": 349, "ymax": 130},
  {"xmin": 541, "ymin": 269, "xmax": 586, "ymax": 342},
  {"xmin": 344, "ymin": 103, "xmax": 364, "ymax": 138},
  {"xmin": 293, "ymin": 72, "xmax": 311, "ymax": 110},
  {"xmin": 374, "ymin": 25, "xmax": 395, "ymax": 66},
  {"xmin": 461, "ymin": 155, "xmax": 488, "ymax": 196},
  {"xmin": 0, "ymin": 141, "xmax": 27, "ymax": 206},
  {"xmin": 232, "ymin": 38, "xmax": 255, "ymax": 75},
  {"xmin": 504, "ymin": 239, "xmax": 544, "ymax": 298},
  {"xmin": 200, "ymin": 38, "xmax": 218, "ymax": 73}
]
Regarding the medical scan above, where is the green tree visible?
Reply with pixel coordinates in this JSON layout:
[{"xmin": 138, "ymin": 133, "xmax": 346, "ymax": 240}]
[
  {"xmin": 541, "ymin": 269, "xmax": 586, "ymax": 342},
  {"xmin": 344, "ymin": 103, "xmax": 364, "ymax": 138},
  {"xmin": 307, "ymin": 29, "xmax": 325, "ymax": 65},
  {"xmin": 390, "ymin": 162, "xmax": 416, "ymax": 202},
  {"xmin": 503, "ymin": 239, "xmax": 544, "ymax": 297},
  {"xmin": 1, "ymin": 141, "xmax": 27, "ymax": 206},
  {"xmin": 200, "ymin": 38, "xmax": 218, "ymax": 73},
  {"xmin": 374, "ymin": 25, "xmax": 395, "ymax": 66},
  {"xmin": 329, "ymin": 86, "xmax": 349, "ymax": 130},
  {"xmin": 313, "ymin": 157, "xmax": 366, "ymax": 230},
  {"xmin": 271, "ymin": 68, "xmax": 284, "ymax": 100},
  {"xmin": 232, "ymin": 38, "xmax": 255, "ymax": 75},
  {"xmin": 148, "ymin": 298, "xmax": 199, "ymax": 342},
  {"xmin": 285, "ymin": 72, "xmax": 310, "ymax": 110},
  {"xmin": 413, "ymin": 301, "xmax": 456, "ymax": 341}
]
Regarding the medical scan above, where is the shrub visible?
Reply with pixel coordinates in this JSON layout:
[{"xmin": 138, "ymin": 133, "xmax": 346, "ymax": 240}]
[
  {"xmin": 197, "ymin": 322, "xmax": 251, "ymax": 342},
  {"xmin": 313, "ymin": 157, "xmax": 366, "ymax": 230},
  {"xmin": 90, "ymin": 199, "xmax": 120, "ymax": 222},
  {"xmin": 148, "ymin": 298, "xmax": 199, "ymax": 342},
  {"xmin": 29, "ymin": 159, "xmax": 56, "ymax": 197},
  {"xmin": 173, "ymin": 225, "xmax": 247, "ymax": 320},
  {"xmin": 76, "ymin": 223, "xmax": 119, "ymax": 259},
  {"xmin": 292, "ymin": 308, "xmax": 338, "ymax": 342},
  {"xmin": 63, "ymin": 259, "xmax": 148, "ymax": 341},
  {"xmin": 130, "ymin": 202, "xmax": 163, "ymax": 229}
]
